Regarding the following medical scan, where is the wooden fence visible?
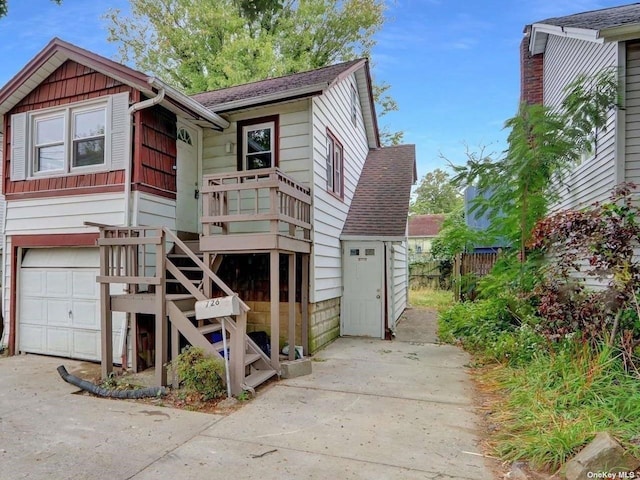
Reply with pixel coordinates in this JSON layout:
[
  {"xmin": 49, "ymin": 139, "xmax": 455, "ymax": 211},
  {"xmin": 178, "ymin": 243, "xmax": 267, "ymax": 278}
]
[
  {"xmin": 452, "ymin": 252, "xmax": 499, "ymax": 300},
  {"xmin": 409, "ymin": 258, "xmax": 444, "ymax": 289}
]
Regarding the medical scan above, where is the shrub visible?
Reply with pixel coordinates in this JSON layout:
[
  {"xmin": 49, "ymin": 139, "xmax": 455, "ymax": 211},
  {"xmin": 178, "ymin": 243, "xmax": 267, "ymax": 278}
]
[{"xmin": 171, "ymin": 346, "xmax": 226, "ymax": 400}]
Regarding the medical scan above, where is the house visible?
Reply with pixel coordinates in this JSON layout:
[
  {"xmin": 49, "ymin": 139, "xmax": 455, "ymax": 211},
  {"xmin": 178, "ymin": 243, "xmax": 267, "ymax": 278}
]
[
  {"xmin": 521, "ymin": 3, "xmax": 640, "ymax": 212},
  {"xmin": 407, "ymin": 214, "xmax": 445, "ymax": 258},
  {"xmin": 0, "ymin": 38, "xmax": 416, "ymax": 393}
]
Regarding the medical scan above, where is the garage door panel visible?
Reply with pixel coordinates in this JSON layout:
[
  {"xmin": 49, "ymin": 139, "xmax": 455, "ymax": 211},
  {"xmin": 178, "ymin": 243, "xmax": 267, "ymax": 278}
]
[
  {"xmin": 72, "ymin": 271, "xmax": 99, "ymax": 298},
  {"xmin": 72, "ymin": 330, "xmax": 100, "ymax": 360},
  {"xmin": 44, "ymin": 271, "xmax": 72, "ymax": 297},
  {"xmin": 45, "ymin": 327, "xmax": 71, "ymax": 356},
  {"xmin": 71, "ymin": 300, "xmax": 100, "ymax": 329},
  {"xmin": 19, "ymin": 298, "xmax": 46, "ymax": 326},
  {"xmin": 20, "ymin": 270, "xmax": 44, "ymax": 296},
  {"xmin": 19, "ymin": 324, "xmax": 45, "ymax": 352},
  {"xmin": 45, "ymin": 299, "xmax": 72, "ymax": 327}
]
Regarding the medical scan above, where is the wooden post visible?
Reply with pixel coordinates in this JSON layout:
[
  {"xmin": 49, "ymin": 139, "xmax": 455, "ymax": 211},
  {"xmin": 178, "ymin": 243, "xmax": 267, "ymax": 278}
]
[
  {"xmin": 100, "ymin": 242, "xmax": 113, "ymax": 380},
  {"xmin": 203, "ymin": 252, "xmax": 213, "ymax": 298},
  {"xmin": 232, "ymin": 311, "xmax": 247, "ymax": 395},
  {"xmin": 171, "ymin": 323, "xmax": 179, "ymax": 388},
  {"xmin": 288, "ymin": 253, "xmax": 296, "ymax": 360},
  {"xmin": 301, "ymin": 254, "xmax": 309, "ymax": 356},
  {"xmin": 154, "ymin": 231, "xmax": 167, "ymax": 386},
  {"xmin": 270, "ymin": 250, "xmax": 280, "ymax": 371}
]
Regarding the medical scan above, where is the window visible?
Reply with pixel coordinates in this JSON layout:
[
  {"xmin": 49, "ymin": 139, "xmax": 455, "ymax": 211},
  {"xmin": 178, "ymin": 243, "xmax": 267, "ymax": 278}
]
[
  {"xmin": 177, "ymin": 127, "xmax": 193, "ymax": 145},
  {"xmin": 326, "ymin": 130, "xmax": 344, "ymax": 197},
  {"xmin": 29, "ymin": 100, "xmax": 108, "ymax": 176},
  {"xmin": 237, "ymin": 116, "xmax": 279, "ymax": 171}
]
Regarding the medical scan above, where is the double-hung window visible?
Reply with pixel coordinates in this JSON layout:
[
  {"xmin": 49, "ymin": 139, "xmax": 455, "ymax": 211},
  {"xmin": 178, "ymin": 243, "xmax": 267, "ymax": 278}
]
[
  {"xmin": 238, "ymin": 116, "xmax": 279, "ymax": 171},
  {"xmin": 30, "ymin": 100, "xmax": 107, "ymax": 176},
  {"xmin": 326, "ymin": 130, "xmax": 344, "ymax": 198}
]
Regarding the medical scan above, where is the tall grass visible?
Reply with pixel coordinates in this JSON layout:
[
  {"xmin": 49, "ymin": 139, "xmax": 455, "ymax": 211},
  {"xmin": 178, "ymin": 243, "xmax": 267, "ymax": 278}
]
[
  {"xmin": 485, "ymin": 343, "xmax": 640, "ymax": 471},
  {"xmin": 409, "ymin": 287, "xmax": 454, "ymax": 312}
]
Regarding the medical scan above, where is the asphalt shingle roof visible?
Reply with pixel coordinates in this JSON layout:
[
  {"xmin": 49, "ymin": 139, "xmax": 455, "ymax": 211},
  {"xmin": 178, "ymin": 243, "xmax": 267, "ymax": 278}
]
[
  {"xmin": 535, "ymin": 3, "xmax": 640, "ymax": 30},
  {"xmin": 341, "ymin": 145, "xmax": 416, "ymax": 238},
  {"xmin": 408, "ymin": 214, "xmax": 446, "ymax": 237},
  {"xmin": 191, "ymin": 59, "xmax": 364, "ymax": 109}
]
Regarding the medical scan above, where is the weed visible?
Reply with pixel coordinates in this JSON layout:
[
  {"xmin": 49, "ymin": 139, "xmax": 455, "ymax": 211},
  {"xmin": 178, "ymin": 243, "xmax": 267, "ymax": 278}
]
[
  {"xmin": 236, "ymin": 390, "xmax": 251, "ymax": 402},
  {"xmin": 170, "ymin": 346, "xmax": 226, "ymax": 401},
  {"xmin": 409, "ymin": 288, "xmax": 454, "ymax": 311}
]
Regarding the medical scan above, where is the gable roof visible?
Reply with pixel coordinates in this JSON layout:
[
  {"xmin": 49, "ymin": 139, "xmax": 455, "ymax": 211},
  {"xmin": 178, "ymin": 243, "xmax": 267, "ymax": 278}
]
[
  {"xmin": 341, "ymin": 144, "xmax": 417, "ymax": 240},
  {"xmin": 192, "ymin": 58, "xmax": 380, "ymax": 148},
  {"xmin": 529, "ymin": 3, "xmax": 640, "ymax": 55},
  {"xmin": 0, "ymin": 38, "xmax": 229, "ymax": 132},
  {"xmin": 408, "ymin": 214, "xmax": 445, "ymax": 237}
]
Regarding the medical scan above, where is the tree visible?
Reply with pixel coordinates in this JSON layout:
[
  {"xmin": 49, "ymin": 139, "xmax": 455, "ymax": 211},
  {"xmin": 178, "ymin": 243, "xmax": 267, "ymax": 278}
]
[
  {"xmin": 104, "ymin": 0, "xmax": 402, "ymax": 144},
  {"xmin": 0, "ymin": 0, "xmax": 61, "ymax": 18},
  {"xmin": 410, "ymin": 168, "xmax": 462, "ymax": 214},
  {"xmin": 451, "ymin": 69, "xmax": 618, "ymax": 263}
]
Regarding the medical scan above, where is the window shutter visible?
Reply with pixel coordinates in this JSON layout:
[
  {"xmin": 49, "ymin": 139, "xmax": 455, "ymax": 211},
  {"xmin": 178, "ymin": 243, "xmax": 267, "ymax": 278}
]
[
  {"xmin": 10, "ymin": 112, "xmax": 27, "ymax": 181},
  {"xmin": 110, "ymin": 92, "xmax": 130, "ymax": 171}
]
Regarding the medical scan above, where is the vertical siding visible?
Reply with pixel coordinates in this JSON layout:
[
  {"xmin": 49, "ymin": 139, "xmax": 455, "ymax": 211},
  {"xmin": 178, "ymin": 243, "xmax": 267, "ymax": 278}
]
[
  {"xmin": 201, "ymin": 100, "xmax": 311, "ymax": 186},
  {"xmin": 625, "ymin": 42, "xmax": 640, "ymax": 186},
  {"xmin": 544, "ymin": 36, "xmax": 618, "ymax": 211},
  {"xmin": 312, "ymin": 73, "xmax": 369, "ymax": 302},
  {"xmin": 1, "ymin": 235, "xmax": 9, "ymax": 346}
]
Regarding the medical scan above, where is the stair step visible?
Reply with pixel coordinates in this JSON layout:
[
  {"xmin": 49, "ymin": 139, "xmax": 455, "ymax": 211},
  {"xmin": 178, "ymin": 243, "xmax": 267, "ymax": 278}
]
[
  {"xmin": 166, "ymin": 294, "xmax": 195, "ymax": 301},
  {"xmin": 245, "ymin": 352, "xmax": 261, "ymax": 366},
  {"xmin": 243, "ymin": 369, "xmax": 277, "ymax": 389},
  {"xmin": 167, "ymin": 254, "xmax": 204, "ymax": 260},
  {"xmin": 198, "ymin": 323, "xmax": 223, "ymax": 335},
  {"xmin": 172, "ymin": 266, "xmax": 203, "ymax": 272},
  {"xmin": 166, "ymin": 278, "xmax": 200, "ymax": 284},
  {"xmin": 180, "ymin": 309, "xmax": 196, "ymax": 317}
]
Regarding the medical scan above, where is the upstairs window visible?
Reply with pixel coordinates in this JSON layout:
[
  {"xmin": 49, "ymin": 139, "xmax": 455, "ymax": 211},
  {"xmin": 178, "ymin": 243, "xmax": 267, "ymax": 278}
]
[
  {"xmin": 326, "ymin": 130, "xmax": 344, "ymax": 198},
  {"xmin": 30, "ymin": 101, "xmax": 107, "ymax": 175},
  {"xmin": 237, "ymin": 116, "xmax": 279, "ymax": 171}
]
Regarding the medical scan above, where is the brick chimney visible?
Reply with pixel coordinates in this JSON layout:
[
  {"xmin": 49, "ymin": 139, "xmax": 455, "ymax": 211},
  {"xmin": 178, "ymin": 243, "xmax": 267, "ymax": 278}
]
[{"xmin": 520, "ymin": 25, "xmax": 544, "ymax": 105}]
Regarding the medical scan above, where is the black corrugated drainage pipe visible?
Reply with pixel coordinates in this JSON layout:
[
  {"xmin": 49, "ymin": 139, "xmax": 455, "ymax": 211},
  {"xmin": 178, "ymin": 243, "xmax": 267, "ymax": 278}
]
[{"xmin": 57, "ymin": 365, "xmax": 167, "ymax": 399}]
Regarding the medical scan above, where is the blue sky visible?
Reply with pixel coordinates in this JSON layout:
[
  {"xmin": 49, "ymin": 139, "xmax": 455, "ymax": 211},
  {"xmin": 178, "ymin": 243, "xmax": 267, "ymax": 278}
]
[{"xmin": 0, "ymin": 0, "xmax": 630, "ymax": 180}]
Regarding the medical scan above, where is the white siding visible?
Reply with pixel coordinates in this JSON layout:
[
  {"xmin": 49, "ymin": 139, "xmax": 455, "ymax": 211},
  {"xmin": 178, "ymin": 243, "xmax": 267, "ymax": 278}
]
[
  {"xmin": 5, "ymin": 193, "xmax": 124, "ymax": 235},
  {"xmin": 133, "ymin": 191, "xmax": 177, "ymax": 230},
  {"xmin": 312, "ymin": 73, "xmax": 369, "ymax": 302},
  {"xmin": 389, "ymin": 241, "xmax": 408, "ymax": 327},
  {"xmin": 544, "ymin": 36, "xmax": 618, "ymax": 211},
  {"xmin": 201, "ymin": 100, "xmax": 312, "ymax": 186},
  {"xmin": 626, "ymin": 42, "xmax": 640, "ymax": 186}
]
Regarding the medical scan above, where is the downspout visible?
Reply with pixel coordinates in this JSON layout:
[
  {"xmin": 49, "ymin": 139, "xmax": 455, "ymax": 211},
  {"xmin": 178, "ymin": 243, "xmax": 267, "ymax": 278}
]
[{"xmin": 124, "ymin": 88, "xmax": 166, "ymax": 227}]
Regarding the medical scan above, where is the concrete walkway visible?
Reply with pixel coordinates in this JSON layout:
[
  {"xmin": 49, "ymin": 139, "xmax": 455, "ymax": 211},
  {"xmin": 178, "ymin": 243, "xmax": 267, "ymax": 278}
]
[{"xmin": 0, "ymin": 307, "xmax": 497, "ymax": 479}]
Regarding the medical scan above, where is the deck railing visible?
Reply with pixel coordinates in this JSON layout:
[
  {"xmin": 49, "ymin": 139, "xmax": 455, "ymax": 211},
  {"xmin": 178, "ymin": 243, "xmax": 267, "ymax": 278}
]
[{"xmin": 201, "ymin": 168, "xmax": 312, "ymax": 240}]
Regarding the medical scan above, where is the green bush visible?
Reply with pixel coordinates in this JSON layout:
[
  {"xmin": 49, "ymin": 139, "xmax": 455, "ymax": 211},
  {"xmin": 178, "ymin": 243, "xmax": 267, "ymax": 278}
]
[{"xmin": 171, "ymin": 346, "xmax": 226, "ymax": 400}]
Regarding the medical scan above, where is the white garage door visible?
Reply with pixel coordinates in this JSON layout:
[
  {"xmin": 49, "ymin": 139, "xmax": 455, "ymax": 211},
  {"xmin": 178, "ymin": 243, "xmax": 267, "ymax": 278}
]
[{"xmin": 19, "ymin": 248, "xmax": 125, "ymax": 362}]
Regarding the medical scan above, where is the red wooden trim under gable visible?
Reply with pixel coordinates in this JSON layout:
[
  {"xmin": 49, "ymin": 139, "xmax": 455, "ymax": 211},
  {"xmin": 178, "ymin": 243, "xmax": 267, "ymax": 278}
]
[{"xmin": 8, "ymin": 233, "xmax": 100, "ymax": 355}]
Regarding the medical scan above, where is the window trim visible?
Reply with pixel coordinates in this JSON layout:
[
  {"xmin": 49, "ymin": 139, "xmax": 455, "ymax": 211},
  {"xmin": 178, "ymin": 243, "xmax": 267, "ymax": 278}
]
[
  {"xmin": 326, "ymin": 129, "xmax": 344, "ymax": 199},
  {"xmin": 351, "ymin": 84, "xmax": 358, "ymax": 126},
  {"xmin": 27, "ymin": 97, "xmax": 111, "ymax": 179},
  {"xmin": 236, "ymin": 115, "xmax": 279, "ymax": 171}
]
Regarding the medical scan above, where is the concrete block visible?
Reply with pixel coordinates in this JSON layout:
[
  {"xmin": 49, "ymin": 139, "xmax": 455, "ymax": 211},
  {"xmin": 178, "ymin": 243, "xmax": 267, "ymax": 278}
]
[
  {"xmin": 280, "ymin": 358, "xmax": 312, "ymax": 379},
  {"xmin": 564, "ymin": 432, "xmax": 640, "ymax": 480}
]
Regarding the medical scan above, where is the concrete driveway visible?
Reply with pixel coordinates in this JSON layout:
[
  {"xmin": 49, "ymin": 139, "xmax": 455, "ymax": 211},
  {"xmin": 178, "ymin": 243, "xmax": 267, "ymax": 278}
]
[{"xmin": 0, "ymin": 308, "xmax": 497, "ymax": 479}]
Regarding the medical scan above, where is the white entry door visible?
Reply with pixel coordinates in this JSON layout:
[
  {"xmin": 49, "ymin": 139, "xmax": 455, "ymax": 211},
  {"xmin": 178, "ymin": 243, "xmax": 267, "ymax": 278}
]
[
  {"xmin": 18, "ymin": 248, "xmax": 126, "ymax": 362},
  {"xmin": 176, "ymin": 123, "xmax": 199, "ymax": 233},
  {"xmin": 341, "ymin": 241, "xmax": 384, "ymax": 338}
]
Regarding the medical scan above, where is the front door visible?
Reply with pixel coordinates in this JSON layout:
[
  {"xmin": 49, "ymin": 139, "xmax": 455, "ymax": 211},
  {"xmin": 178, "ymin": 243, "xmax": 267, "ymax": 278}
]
[
  {"xmin": 176, "ymin": 123, "xmax": 199, "ymax": 233},
  {"xmin": 341, "ymin": 241, "xmax": 384, "ymax": 338}
]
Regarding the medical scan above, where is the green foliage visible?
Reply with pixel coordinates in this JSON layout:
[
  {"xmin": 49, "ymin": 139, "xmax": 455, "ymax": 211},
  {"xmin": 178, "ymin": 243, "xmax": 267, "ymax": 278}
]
[
  {"xmin": 430, "ymin": 207, "xmax": 482, "ymax": 259},
  {"xmin": 105, "ymin": 0, "xmax": 401, "ymax": 141},
  {"xmin": 171, "ymin": 346, "xmax": 226, "ymax": 401},
  {"xmin": 0, "ymin": 0, "xmax": 61, "ymax": 18},
  {"xmin": 410, "ymin": 168, "xmax": 462, "ymax": 215},
  {"xmin": 452, "ymin": 69, "xmax": 618, "ymax": 263},
  {"xmin": 491, "ymin": 343, "xmax": 640, "ymax": 470}
]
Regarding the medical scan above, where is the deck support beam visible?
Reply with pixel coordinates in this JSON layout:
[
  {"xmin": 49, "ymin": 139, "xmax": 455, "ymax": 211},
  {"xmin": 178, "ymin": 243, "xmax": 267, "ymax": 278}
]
[
  {"xmin": 301, "ymin": 254, "xmax": 309, "ymax": 356},
  {"xmin": 288, "ymin": 253, "xmax": 296, "ymax": 361},
  {"xmin": 270, "ymin": 250, "xmax": 280, "ymax": 371}
]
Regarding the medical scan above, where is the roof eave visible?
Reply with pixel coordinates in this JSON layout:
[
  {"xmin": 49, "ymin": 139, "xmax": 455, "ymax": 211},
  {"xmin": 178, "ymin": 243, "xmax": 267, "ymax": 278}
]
[
  {"xmin": 600, "ymin": 23, "xmax": 640, "ymax": 42},
  {"xmin": 529, "ymin": 23, "xmax": 602, "ymax": 55},
  {"xmin": 340, "ymin": 234, "xmax": 406, "ymax": 241}
]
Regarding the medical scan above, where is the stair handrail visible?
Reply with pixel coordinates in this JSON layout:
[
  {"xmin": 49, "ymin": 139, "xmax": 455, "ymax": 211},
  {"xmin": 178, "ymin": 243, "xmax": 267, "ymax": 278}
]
[{"xmin": 162, "ymin": 227, "xmax": 250, "ymax": 312}]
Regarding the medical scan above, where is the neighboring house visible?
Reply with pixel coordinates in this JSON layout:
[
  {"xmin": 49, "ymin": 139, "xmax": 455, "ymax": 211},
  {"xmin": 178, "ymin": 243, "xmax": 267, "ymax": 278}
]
[
  {"xmin": 0, "ymin": 38, "xmax": 416, "ymax": 393},
  {"xmin": 521, "ymin": 3, "xmax": 640, "ymax": 287},
  {"xmin": 464, "ymin": 185, "xmax": 509, "ymax": 253},
  {"xmin": 407, "ymin": 214, "xmax": 445, "ymax": 257}
]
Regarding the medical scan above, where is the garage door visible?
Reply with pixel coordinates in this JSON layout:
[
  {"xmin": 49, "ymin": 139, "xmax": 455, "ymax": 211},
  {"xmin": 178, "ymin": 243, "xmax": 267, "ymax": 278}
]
[{"xmin": 18, "ymin": 248, "xmax": 125, "ymax": 362}]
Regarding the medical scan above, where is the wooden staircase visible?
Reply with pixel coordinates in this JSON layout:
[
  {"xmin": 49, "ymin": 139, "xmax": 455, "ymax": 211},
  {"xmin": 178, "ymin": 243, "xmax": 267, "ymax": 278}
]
[{"xmin": 164, "ymin": 235, "xmax": 278, "ymax": 394}]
